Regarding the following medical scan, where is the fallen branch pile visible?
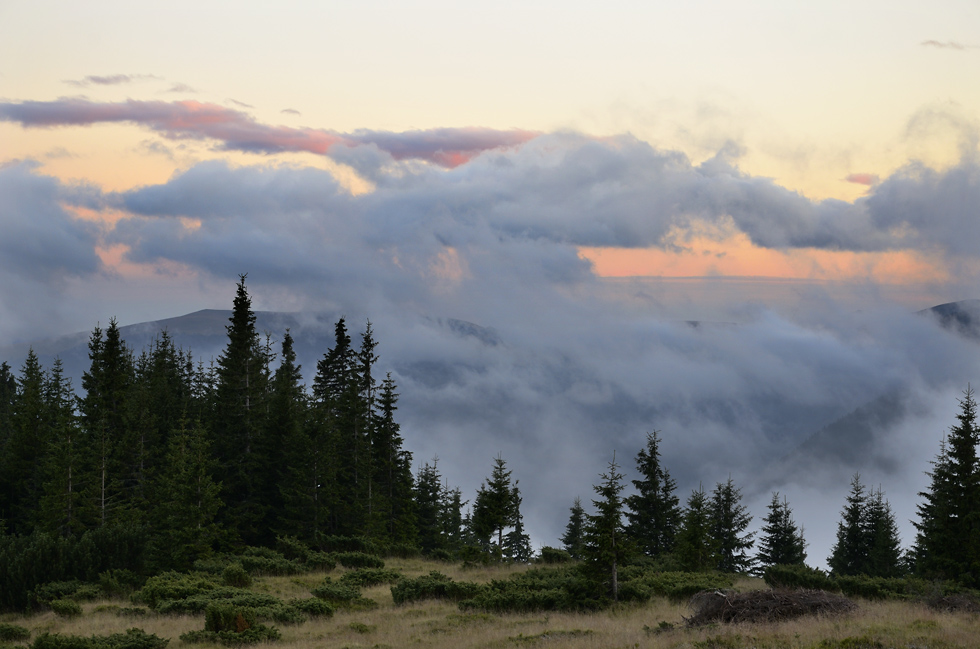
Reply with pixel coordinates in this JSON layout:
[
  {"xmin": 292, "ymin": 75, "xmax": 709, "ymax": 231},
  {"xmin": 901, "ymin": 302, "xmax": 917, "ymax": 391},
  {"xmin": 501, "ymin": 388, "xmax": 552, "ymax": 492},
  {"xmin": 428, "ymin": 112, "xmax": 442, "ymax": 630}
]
[
  {"xmin": 686, "ymin": 589, "xmax": 857, "ymax": 626},
  {"xmin": 926, "ymin": 594, "xmax": 980, "ymax": 614}
]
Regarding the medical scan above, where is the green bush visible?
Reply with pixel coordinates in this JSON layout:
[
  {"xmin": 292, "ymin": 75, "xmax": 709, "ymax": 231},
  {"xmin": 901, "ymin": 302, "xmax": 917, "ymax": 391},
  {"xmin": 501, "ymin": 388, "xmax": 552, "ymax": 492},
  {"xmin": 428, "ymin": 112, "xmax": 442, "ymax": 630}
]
[
  {"xmin": 460, "ymin": 566, "xmax": 599, "ymax": 613},
  {"xmin": 177, "ymin": 603, "xmax": 281, "ymax": 645},
  {"xmin": 0, "ymin": 624, "xmax": 30, "ymax": 642},
  {"xmin": 134, "ymin": 572, "xmax": 218, "ymax": 609},
  {"xmin": 834, "ymin": 575, "xmax": 932, "ymax": 600},
  {"xmin": 31, "ymin": 629, "xmax": 167, "ymax": 649},
  {"xmin": 537, "ymin": 547, "xmax": 573, "ymax": 564},
  {"xmin": 287, "ymin": 598, "xmax": 334, "ymax": 617},
  {"xmin": 339, "ymin": 568, "xmax": 402, "ymax": 588},
  {"xmin": 31, "ymin": 581, "xmax": 84, "ymax": 606},
  {"xmin": 221, "ymin": 564, "xmax": 252, "ymax": 588},
  {"xmin": 390, "ymin": 572, "xmax": 485, "ymax": 605},
  {"xmin": 154, "ymin": 587, "xmax": 304, "ymax": 623},
  {"xmin": 621, "ymin": 570, "xmax": 736, "ymax": 602},
  {"xmin": 315, "ymin": 536, "xmax": 382, "ymax": 556},
  {"xmin": 426, "ymin": 548, "xmax": 454, "ymax": 562},
  {"xmin": 190, "ymin": 556, "xmax": 232, "ymax": 575},
  {"xmin": 763, "ymin": 564, "xmax": 835, "ymax": 591},
  {"xmin": 50, "ymin": 599, "xmax": 82, "ymax": 618},
  {"xmin": 98, "ymin": 570, "xmax": 144, "ymax": 597},
  {"xmin": 238, "ymin": 548, "xmax": 304, "ymax": 576},
  {"xmin": 385, "ymin": 543, "xmax": 421, "ymax": 559},
  {"xmin": 333, "ymin": 552, "xmax": 384, "ymax": 569},
  {"xmin": 310, "ymin": 580, "xmax": 362, "ymax": 604}
]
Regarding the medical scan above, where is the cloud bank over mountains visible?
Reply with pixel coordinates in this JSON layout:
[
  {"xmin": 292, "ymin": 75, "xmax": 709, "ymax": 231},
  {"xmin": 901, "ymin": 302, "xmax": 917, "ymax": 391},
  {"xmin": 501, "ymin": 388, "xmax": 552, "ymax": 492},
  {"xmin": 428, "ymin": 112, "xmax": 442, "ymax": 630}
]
[{"xmin": 2, "ymin": 122, "xmax": 980, "ymax": 564}]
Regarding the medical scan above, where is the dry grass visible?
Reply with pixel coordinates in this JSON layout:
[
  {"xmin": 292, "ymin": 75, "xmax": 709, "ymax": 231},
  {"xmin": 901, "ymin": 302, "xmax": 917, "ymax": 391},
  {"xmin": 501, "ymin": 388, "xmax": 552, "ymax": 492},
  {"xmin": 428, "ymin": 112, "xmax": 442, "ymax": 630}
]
[{"xmin": 3, "ymin": 562, "xmax": 979, "ymax": 649}]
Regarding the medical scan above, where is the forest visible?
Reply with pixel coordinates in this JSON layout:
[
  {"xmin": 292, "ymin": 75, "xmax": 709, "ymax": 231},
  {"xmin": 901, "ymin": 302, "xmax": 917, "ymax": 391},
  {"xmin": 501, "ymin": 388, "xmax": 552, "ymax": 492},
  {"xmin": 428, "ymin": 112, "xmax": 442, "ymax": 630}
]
[{"xmin": 2, "ymin": 276, "xmax": 980, "ymax": 638}]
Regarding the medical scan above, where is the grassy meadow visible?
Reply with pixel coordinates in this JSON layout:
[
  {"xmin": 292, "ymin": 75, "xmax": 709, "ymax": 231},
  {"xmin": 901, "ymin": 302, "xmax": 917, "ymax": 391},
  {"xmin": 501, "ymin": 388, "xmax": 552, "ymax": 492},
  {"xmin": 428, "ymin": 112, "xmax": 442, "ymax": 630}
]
[{"xmin": 2, "ymin": 558, "xmax": 978, "ymax": 649}]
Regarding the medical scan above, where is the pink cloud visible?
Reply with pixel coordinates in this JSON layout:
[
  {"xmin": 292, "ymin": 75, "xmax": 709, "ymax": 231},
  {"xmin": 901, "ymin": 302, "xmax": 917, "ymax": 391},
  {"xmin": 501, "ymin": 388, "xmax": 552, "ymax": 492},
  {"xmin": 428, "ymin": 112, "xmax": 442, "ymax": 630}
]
[
  {"xmin": 0, "ymin": 98, "xmax": 538, "ymax": 167},
  {"xmin": 845, "ymin": 173, "xmax": 879, "ymax": 186}
]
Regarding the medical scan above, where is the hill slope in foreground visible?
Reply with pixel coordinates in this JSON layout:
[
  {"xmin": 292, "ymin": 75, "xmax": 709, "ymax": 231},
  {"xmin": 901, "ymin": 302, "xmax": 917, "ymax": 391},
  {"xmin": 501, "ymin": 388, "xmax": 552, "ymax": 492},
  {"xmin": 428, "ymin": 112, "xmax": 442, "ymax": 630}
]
[{"xmin": 2, "ymin": 559, "xmax": 979, "ymax": 649}]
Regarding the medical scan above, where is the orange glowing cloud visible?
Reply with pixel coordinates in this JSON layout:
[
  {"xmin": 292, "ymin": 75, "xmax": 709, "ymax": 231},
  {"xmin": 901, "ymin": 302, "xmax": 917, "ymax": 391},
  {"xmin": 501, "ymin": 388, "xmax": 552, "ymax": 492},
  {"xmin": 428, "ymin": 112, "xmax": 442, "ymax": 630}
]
[{"xmin": 579, "ymin": 230, "xmax": 948, "ymax": 285}]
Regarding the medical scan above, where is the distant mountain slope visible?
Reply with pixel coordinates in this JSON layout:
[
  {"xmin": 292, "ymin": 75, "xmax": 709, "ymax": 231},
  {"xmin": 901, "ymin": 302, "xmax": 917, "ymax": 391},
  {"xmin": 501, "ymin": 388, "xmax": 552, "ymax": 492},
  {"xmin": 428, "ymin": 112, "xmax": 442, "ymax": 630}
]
[{"xmin": 920, "ymin": 299, "xmax": 980, "ymax": 340}]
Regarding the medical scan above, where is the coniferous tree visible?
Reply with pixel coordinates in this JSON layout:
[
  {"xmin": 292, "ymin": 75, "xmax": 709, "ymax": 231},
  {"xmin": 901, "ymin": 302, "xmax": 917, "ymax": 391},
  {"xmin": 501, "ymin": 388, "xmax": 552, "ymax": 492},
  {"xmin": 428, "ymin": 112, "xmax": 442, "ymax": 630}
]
[
  {"xmin": 828, "ymin": 473, "xmax": 869, "ymax": 576},
  {"xmin": 709, "ymin": 477, "xmax": 756, "ymax": 574},
  {"xmin": 3, "ymin": 350, "xmax": 48, "ymax": 533},
  {"xmin": 755, "ymin": 492, "xmax": 806, "ymax": 571},
  {"xmin": 504, "ymin": 486, "xmax": 532, "ymax": 562},
  {"xmin": 212, "ymin": 275, "xmax": 270, "ymax": 544},
  {"xmin": 865, "ymin": 486, "xmax": 903, "ymax": 578},
  {"xmin": 439, "ymin": 483, "xmax": 466, "ymax": 554},
  {"xmin": 472, "ymin": 455, "xmax": 517, "ymax": 558},
  {"xmin": 414, "ymin": 458, "xmax": 445, "ymax": 553},
  {"xmin": 676, "ymin": 484, "xmax": 718, "ymax": 572},
  {"xmin": 370, "ymin": 374, "xmax": 416, "ymax": 543},
  {"xmin": 37, "ymin": 359, "xmax": 84, "ymax": 537},
  {"xmin": 561, "ymin": 497, "xmax": 586, "ymax": 559},
  {"xmin": 625, "ymin": 431, "xmax": 681, "ymax": 559},
  {"xmin": 149, "ymin": 418, "xmax": 222, "ymax": 570},
  {"xmin": 914, "ymin": 437, "xmax": 958, "ymax": 578},
  {"xmin": 583, "ymin": 457, "xmax": 629, "ymax": 601},
  {"xmin": 0, "ymin": 361, "xmax": 16, "ymax": 524}
]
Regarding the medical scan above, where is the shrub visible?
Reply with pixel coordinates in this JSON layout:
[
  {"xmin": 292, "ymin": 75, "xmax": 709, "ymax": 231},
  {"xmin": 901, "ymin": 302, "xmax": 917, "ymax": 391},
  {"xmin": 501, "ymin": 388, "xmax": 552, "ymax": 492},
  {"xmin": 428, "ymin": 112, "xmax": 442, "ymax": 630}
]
[
  {"xmin": 622, "ymin": 570, "xmax": 736, "ymax": 602},
  {"xmin": 154, "ymin": 587, "xmax": 303, "ymax": 623},
  {"xmin": 333, "ymin": 552, "xmax": 384, "ymax": 569},
  {"xmin": 338, "ymin": 568, "xmax": 402, "ymax": 588},
  {"xmin": 287, "ymin": 598, "xmax": 333, "ymax": 617},
  {"xmin": 191, "ymin": 556, "xmax": 232, "ymax": 575},
  {"xmin": 537, "ymin": 547, "xmax": 573, "ymax": 564},
  {"xmin": 238, "ymin": 548, "xmax": 304, "ymax": 576},
  {"xmin": 31, "ymin": 629, "xmax": 167, "ymax": 649},
  {"xmin": 0, "ymin": 624, "xmax": 30, "ymax": 642},
  {"xmin": 134, "ymin": 572, "xmax": 218, "ymax": 609},
  {"xmin": 99, "ymin": 570, "xmax": 144, "ymax": 597},
  {"xmin": 460, "ymin": 567, "xmax": 599, "ymax": 613},
  {"xmin": 49, "ymin": 599, "xmax": 82, "ymax": 618},
  {"xmin": 426, "ymin": 549, "xmax": 454, "ymax": 562},
  {"xmin": 315, "ymin": 536, "xmax": 382, "ymax": 556},
  {"xmin": 178, "ymin": 603, "xmax": 281, "ymax": 646},
  {"xmin": 764, "ymin": 564, "xmax": 835, "ymax": 591},
  {"xmin": 310, "ymin": 580, "xmax": 362, "ymax": 605},
  {"xmin": 385, "ymin": 543, "xmax": 421, "ymax": 559},
  {"xmin": 221, "ymin": 564, "xmax": 252, "ymax": 588},
  {"xmin": 390, "ymin": 572, "xmax": 484, "ymax": 605}
]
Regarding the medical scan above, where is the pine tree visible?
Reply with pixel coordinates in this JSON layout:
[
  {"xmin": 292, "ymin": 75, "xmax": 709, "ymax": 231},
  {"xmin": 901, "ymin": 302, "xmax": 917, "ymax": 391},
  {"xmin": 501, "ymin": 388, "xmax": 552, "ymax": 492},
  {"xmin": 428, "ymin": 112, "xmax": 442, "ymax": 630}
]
[
  {"xmin": 0, "ymin": 361, "xmax": 17, "ymax": 525},
  {"xmin": 828, "ymin": 473, "xmax": 869, "ymax": 576},
  {"xmin": 504, "ymin": 486, "xmax": 532, "ymax": 562},
  {"xmin": 37, "ymin": 359, "xmax": 84, "ymax": 537},
  {"xmin": 583, "ymin": 456, "xmax": 630, "ymax": 600},
  {"xmin": 370, "ymin": 374, "xmax": 416, "ymax": 543},
  {"xmin": 149, "ymin": 418, "xmax": 222, "ymax": 570},
  {"xmin": 625, "ymin": 431, "xmax": 681, "ymax": 559},
  {"xmin": 709, "ymin": 477, "xmax": 756, "ymax": 574},
  {"xmin": 439, "ymin": 483, "xmax": 466, "ymax": 554},
  {"xmin": 914, "ymin": 437, "xmax": 958, "ymax": 578},
  {"xmin": 414, "ymin": 458, "xmax": 445, "ymax": 553},
  {"xmin": 865, "ymin": 486, "xmax": 903, "ymax": 578},
  {"xmin": 213, "ymin": 275, "xmax": 270, "ymax": 544},
  {"xmin": 676, "ymin": 484, "xmax": 718, "ymax": 572},
  {"xmin": 561, "ymin": 497, "xmax": 586, "ymax": 559},
  {"xmin": 4, "ymin": 349, "xmax": 49, "ymax": 533},
  {"xmin": 472, "ymin": 455, "xmax": 517, "ymax": 558},
  {"xmin": 755, "ymin": 492, "xmax": 806, "ymax": 571}
]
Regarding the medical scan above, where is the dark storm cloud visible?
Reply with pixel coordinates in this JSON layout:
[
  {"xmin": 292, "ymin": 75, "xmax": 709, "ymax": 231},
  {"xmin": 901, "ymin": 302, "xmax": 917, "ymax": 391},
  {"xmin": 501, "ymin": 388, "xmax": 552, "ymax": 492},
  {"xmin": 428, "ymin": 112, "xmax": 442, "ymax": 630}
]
[{"xmin": 0, "ymin": 99, "xmax": 537, "ymax": 167}]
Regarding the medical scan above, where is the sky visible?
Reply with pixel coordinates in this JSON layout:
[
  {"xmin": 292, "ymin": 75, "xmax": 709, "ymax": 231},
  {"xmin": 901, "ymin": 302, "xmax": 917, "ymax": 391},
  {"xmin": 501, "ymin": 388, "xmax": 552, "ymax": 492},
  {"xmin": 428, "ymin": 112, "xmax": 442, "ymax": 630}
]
[{"xmin": 3, "ymin": 0, "xmax": 980, "ymax": 567}]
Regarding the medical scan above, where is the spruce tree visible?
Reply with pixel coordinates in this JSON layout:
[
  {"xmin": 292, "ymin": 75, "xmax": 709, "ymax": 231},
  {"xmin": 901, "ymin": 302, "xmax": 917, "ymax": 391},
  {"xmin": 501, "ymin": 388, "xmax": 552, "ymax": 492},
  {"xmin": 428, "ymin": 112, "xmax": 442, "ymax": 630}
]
[
  {"xmin": 472, "ymin": 455, "xmax": 517, "ymax": 558},
  {"xmin": 914, "ymin": 437, "xmax": 958, "ymax": 578},
  {"xmin": 504, "ymin": 486, "xmax": 532, "ymax": 562},
  {"xmin": 4, "ymin": 349, "xmax": 49, "ymax": 533},
  {"xmin": 709, "ymin": 477, "xmax": 756, "ymax": 574},
  {"xmin": 755, "ymin": 492, "xmax": 806, "ymax": 571},
  {"xmin": 414, "ymin": 458, "xmax": 445, "ymax": 553},
  {"xmin": 676, "ymin": 484, "xmax": 718, "ymax": 572},
  {"xmin": 0, "ymin": 361, "xmax": 16, "ymax": 524},
  {"xmin": 865, "ymin": 486, "xmax": 903, "ymax": 578},
  {"xmin": 213, "ymin": 275, "xmax": 270, "ymax": 544},
  {"xmin": 583, "ymin": 457, "xmax": 629, "ymax": 600},
  {"xmin": 370, "ymin": 374, "xmax": 416, "ymax": 543},
  {"xmin": 439, "ymin": 483, "xmax": 466, "ymax": 554},
  {"xmin": 561, "ymin": 497, "xmax": 586, "ymax": 559},
  {"xmin": 37, "ymin": 359, "xmax": 84, "ymax": 537},
  {"xmin": 625, "ymin": 431, "xmax": 681, "ymax": 559},
  {"xmin": 828, "ymin": 473, "xmax": 869, "ymax": 576}
]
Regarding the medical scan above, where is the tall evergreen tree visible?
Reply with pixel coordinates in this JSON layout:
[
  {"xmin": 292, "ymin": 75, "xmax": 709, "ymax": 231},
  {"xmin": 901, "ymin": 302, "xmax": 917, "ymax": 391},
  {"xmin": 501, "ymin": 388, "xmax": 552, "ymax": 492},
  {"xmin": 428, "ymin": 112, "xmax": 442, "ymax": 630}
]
[
  {"xmin": 472, "ymin": 455, "xmax": 517, "ymax": 558},
  {"xmin": 583, "ymin": 456, "xmax": 629, "ymax": 601},
  {"xmin": 755, "ymin": 492, "xmax": 806, "ymax": 571},
  {"xmin": 37, "ymin": 359, "xmax": 84, "ymax": 537},
  {"xmin": 439, "ymin": 483, "xmax": 466, "ymax": 554},
  {"xmin": 865, "ymin": 486, "xmax": 903, "ymax": 578},
  {"xmin": 414, "ymin": 458, "xmax": 445, "ymax": 553},
  {"xmin": 828, "ymin": 473, "xmax": 869, "ymax": 576},
  {"xmin": 625, "ymin": 431, "xmax": 681, "ymax": 558},
  {"xmin": 504, "ymin": 486, "xmax": 532, "ymax": 562},
  {"xmin": 3, "ymin": 349, "xmax": 49, "ymax": 533},
  {"xmin": 914, "ymin": 437, "xmax": 958, "ymax": 578},
  {"xmin": 149, "ymin": 418, "xmax": 222, "ymax": 570},
  {"xmin": 709, "ymin": 477, "xmax": 756, "ymax": 574},
  {"xmin": 561, "ymin": 497, "xmax": 586, "ymax": 559},
  {"xmin": 370, "ymin": 374, "xmax": 415, "ymax": 543},
  {"xmin": 212, "ymin": 276, "xmax": 270, "ymax": 545},
  {"xmin": 0, "ymin": 360, "xmax": 16, "ymax": 524},
  {"xmin": 676, "ymin": 484, "xmax": 718, "ymax": 572}
]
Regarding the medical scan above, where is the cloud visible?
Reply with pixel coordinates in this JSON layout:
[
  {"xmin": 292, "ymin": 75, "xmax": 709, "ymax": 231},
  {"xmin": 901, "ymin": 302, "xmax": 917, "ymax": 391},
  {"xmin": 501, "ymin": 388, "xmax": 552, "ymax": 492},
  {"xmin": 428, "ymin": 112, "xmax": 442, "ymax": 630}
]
[
  {"xmin": 63, "ymin": 74, "xmax": 158, "ymax": 87},
  {"xmin": 844, "ymin": 173, "xmax": 878, "ymax": 186},
  {"xmin": 165, "ymin": 83, "xmax": 197, "ymax": 93},
  {"xmin": 228, "ymin": 99, "xmax": 254, "ymax": 108},
  {"xmin": 281, "ymin": 108, "xmax": 301, "ymax": 115},
  {"xmin": 0, "ymin": 98, "xmax": 538, "ymax": 168},
  {"xmin": 921, "ymin": 40, "xmax": 970, "ymax": 50},
  {"xmin": 8, "ymin": 132, "xmax": 980, "ymax": 565}
]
